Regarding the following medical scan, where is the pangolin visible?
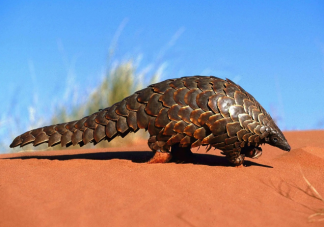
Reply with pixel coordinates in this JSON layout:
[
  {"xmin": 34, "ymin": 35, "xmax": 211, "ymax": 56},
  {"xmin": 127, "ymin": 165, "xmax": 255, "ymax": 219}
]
[{"xmin": 10, "ymin": 76, "xmax": 291, "ymax": 166}]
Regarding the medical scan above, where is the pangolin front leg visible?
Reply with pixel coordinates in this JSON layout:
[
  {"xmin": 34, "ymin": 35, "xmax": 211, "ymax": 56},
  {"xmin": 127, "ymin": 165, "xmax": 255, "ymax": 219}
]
[
  {"xmin": 244, "ymin": 146, "xmax": 262, "ymax": 159},
  {"xmin": 225, "ymin": 146, "xmax": 263, "ymax": 166},
  {"xmin": 224, "ymin": 151, "xmax": 245, "ymax": 166}
]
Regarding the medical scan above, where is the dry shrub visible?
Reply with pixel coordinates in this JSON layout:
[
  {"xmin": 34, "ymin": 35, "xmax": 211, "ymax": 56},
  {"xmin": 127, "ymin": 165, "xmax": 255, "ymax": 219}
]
[{"xmin": 50, "ymin": 59, "xmax": 162, "ymax": 150}]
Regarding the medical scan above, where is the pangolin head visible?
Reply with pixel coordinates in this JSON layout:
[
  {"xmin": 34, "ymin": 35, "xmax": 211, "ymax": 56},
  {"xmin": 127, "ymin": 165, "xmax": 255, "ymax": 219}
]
[{"xmin": 266, "ymin": 122, "xmax": 291, "ymax": 152}]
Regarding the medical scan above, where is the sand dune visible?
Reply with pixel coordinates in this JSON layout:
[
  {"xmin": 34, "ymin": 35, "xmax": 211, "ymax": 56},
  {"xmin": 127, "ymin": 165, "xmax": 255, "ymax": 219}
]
[{"xmin": 1, "ymin": 130, "xmax": 323, "ymax": 226}]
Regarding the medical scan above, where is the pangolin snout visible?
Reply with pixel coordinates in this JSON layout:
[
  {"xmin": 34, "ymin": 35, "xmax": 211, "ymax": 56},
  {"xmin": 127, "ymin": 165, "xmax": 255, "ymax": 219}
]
[{"xmin": 283, "ymin": 143, "xmax": 291, "ymax": 152}]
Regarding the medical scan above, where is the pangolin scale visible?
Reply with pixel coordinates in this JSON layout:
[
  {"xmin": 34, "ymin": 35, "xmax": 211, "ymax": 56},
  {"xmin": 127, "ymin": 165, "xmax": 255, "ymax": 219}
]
[{"xmin": 10, "ymin": 76, "xmax": 291, "ymax": 166}]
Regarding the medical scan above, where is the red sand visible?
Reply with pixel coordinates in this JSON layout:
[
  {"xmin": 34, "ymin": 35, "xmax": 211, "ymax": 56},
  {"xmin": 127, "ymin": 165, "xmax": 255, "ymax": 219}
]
[{"xmin": 1, "ymin": 131, "xmax": 324, "ymax": 227}]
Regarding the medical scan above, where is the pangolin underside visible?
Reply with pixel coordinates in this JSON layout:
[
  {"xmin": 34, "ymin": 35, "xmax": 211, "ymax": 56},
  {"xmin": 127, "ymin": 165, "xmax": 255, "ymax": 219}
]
[{"xmin": 10, "ymin": 76, "xmax": 291, "ymax": 166}]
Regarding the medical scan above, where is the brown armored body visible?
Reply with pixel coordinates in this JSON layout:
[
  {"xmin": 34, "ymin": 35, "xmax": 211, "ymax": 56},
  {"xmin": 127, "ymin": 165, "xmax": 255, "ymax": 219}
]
[{"xmin": 10, "ymin": 76, "xmax": 291, "ymax": 166}]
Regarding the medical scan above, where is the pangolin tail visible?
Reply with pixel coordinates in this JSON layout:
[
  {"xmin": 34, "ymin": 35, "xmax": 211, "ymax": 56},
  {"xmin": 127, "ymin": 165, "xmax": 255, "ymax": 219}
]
[
  {"xmin": 9, "ymin": 111, "xmax": 131, "ymax": 148},
  {"xmin": 9, "ymin": 88, "xmax": 153, "ymax": 148}
]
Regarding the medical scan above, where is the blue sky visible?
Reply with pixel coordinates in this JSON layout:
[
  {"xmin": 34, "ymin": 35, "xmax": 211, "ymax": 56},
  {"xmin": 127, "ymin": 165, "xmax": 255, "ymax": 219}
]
[{"xmin": 0, "ymin": 0, "xmax": 323, "ymax": 150}]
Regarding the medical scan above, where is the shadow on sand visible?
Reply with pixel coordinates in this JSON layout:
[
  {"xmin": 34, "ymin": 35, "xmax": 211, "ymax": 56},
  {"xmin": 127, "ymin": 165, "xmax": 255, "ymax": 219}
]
[{"xmin": 4, "ymin": 150, "xmax": 273, "ymax": 168}]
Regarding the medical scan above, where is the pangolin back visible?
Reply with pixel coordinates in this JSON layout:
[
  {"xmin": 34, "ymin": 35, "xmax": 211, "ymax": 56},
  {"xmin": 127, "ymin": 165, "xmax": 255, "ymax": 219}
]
[{"xmin": 10, "ymin": 76, "xmax": 291, "ymax": 166}]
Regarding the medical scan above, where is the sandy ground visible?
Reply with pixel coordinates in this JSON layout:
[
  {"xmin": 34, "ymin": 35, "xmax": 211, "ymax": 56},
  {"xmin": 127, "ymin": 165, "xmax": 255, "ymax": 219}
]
[{"xmin": 0, "ymin": 130, "xmax": 324, "ymax": 227}]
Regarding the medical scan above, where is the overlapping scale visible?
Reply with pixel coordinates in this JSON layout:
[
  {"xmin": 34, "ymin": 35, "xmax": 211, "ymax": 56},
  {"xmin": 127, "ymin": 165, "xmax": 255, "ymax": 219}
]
[
  {"xmin": 117, "ymin": 116, "xmax": 128, "ymax": 133},
  {"xmin": 197, "ymin": 111, "xmax": 213, "ymax": 126},
  {"xmin": 43, "ymin": 125, "xmax": 56, "ymax": 136},
  {"xmin": 168, "ymin": 105, "xmax": 181, "ymax": 121},
  {"xmin": 105, "ymin": 105, "xmax": 119, "ymax": 121},
  {"xmin": 169, "ymin": 79, "xmax": 185, "ymax": 89},
  {"xmin": 155, "ymin": 108, "xmax": 170, "ymax": 128},
  {"xmin": 197, "ymin": 78, "xmax": 213, "ymax": 91},
  {"xmin": 137, "ymin": 88, "xmax": 154, "ymax": 103},
  {"xmin": 95, "ymin": 110, "xmax": 109, "ymax": 125},
  {"xmin": 206, "ymin": 114, "xmax": 223, "ymax": 128},
  {"xmin": 190, "ymin": 109, "xmax": 204, "ymax": 126},
  {"xmin": 193, "ymin": 127, "xmax": 206, "ymax": 140},
  {"xmin": 166, "ymin": 133, "xmax": 185, "ymax": 145},
  {"xmin": 243, "ymin": 99, "xmax": 254, "ymax": 113},
  {"xmin": 159, "ymin": 88, "xmax": 176, "ymax": 107},
  {"xmin": 207, "ymin": 93, "xmax": 224, "ymax": 113},
  {"xmin": 196, "ymin": 90, "xmax": 214, "ymax": 111},
  {"xmin": 152, "ymin": 79, "xmax": 173, "ymax": 93},
  {"xmin": 148, "ymin": 116, "xmax": 160, "ymax": 136},
  {"xmin": 126, "ymin": 94, "xmax": 141, "ymax": 111},
  {"xmin": 163, "ymin": 121, "xmax": 176, "ymax": 136},
  {"xmin": 211, "ymin": 79, "xmax": 226, "ymax": 94},
  {"xmin": 224, "ymin": 83, "xmax": 237, "ymax": 98},
  {"xmin": 174, "ymin": 87, "xmax": 189, "ymax": 106},
  {"xmin": 55, "ymin": 123, "xmax": 68, "ymax": 135},
  {"xmin": 210, "ymin": 117, "xmax": 232, "ymax": 135},
  {"xmin": 71, "ymin": 130, "xmax": 83, "ymax": 146},
  {"xmin": 61, "ymin": 131, "xmax": 73, "ymax": 147},
  {"xmin": 183, "ymin": 123, "xmax": 198, "ymax": 137},
  {"xmin": 82, "ymin": 128, "xmax": 94, "ymax": 145},
  {"xmin": 65, "ymin": 121, "xmax": 78, "ymax": 132},
  {"xmin": 105, "ymin": 121, "xmax": 117, "ymax": 138},
  {"xmin": 183, "ymin": 77, "xmax": 198, "ymax": 89},
  {"xmin": 174, "ymin": 121, "xmax": 188, "ymax": 133},
  {"xmin": 137, "ymin": 105, "xmax": 149, "ymax": 129},
  {"xmin": 145, "ymin": 93, "xmax": 162, "ymax": 116},
  {"xmin": 127, "ymin": 111, "xmax": 138, "ymax": 131},
  {"xmin": 94, "ymin": 124, "xmax": 106, "ymax": 143},
  {"xmin": 218, "ymin": 96, "xmax": 236, "ymax": 118},
  {"xmin": 178, "ymin": 106, "xmax": 193, "ymax": 123},
  {"xmin": 238, "ymin": 114, "xmax": 252, "ymax": 128},
  {"xmin": 237, "ymin": 129, "xmax": 249, "ymax": 141},
  {"xmin": 115, "ymin": 100, "xmax": 129, "ymax": 116},
  {"xmin": 184, "ymin": 88, "xmax": 201, "ymax": 109},
  {"xmin": 33, "ymin": 131, "xmax": 49, "ymax": 146},
  {"xmin": 84, "ymin": 113, "xmax": 98, "ymax": 129},
  {"xmin": 226, "ymin": 122, "xmax": 242, "ymax": 137},
  {"xmin": 229, "ymin": 105, "xmax": 245, "ymax": 122},
  {"xmin": 180, "ymin": 135, "xmax": 195, "ymax": 146},
  {"xmin": 30, "ymin": 128, "xmax": 43, "ymax": 138},
  {"xmin": 234, "ymin": 91, "xmax": 247, "ymax": 106},
  {"xmin": 48, "ymin": 132, "xmax": 61, "ymax": 147}
]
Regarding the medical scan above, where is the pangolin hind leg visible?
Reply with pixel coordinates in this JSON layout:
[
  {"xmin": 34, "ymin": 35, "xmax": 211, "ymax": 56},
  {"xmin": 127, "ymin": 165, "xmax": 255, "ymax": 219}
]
[
  {"xmin": 170, "ymin": 143, "xmax": 193, "ymax": 163},
  {"xmin": 147, "ymin": 151, "xmax": 172, "ymax": 164},
  {"xmin": 147, "ymin": 136, "xmax": 193, "ymax": 164},
  {"xmin": 147, "ymin": 144, "xmax": 193, "ymax": 164},
  {"xmin": 147, "ymin": 135, "xmax": 172, "ymax": 163}
]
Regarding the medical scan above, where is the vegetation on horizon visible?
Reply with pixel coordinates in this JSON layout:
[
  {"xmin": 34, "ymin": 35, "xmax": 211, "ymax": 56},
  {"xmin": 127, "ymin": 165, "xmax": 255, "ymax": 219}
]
[
  {"xmin": 50, "ymin": 59, "xmax": 162, "ymax": 149},
  {"xmin": 4, "ymin": 58, "xmax": 164, "ymax": 153}
]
